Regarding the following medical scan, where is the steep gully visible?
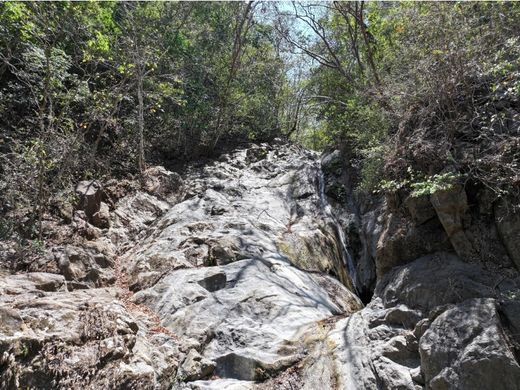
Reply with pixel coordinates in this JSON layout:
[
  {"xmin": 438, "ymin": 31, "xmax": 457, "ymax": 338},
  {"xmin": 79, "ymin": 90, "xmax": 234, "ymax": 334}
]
[{"xmin": 1, "ymin": 142, "xmax": 520, "ymax": 389}]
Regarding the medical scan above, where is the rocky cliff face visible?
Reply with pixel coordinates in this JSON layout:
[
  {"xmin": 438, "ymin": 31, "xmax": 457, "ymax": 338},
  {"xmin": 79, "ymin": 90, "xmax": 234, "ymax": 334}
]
[{"xmin": 1, "ymin": 143, "xmax": 520, "ymax": 389}]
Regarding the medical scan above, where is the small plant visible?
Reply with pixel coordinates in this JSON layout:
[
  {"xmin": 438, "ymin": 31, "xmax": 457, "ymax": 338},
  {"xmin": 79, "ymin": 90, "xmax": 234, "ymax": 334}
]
[
  {"xmin": 410, "ymin": 172, "xmax": 460, "ymax": 197},
  {"xmin": 378, "ymin": 167, "xmax": 460, "ymax": 197}
]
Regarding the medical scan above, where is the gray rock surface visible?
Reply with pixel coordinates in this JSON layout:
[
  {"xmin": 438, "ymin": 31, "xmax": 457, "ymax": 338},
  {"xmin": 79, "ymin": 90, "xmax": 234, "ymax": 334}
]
[
  {"xmin": 2, "ymin": 143, "xmax": 520, "ymax": 390},
  {"xmin": 125, "ymin": 144, "xmax": 363, "ymax": 386},
  {"xmin": 376, "ymin": 252, "xmax": 496, "ymax": 311},
  {"xmin": 295, "ymin": 253, "xmax": 520, "ymax": 390},
  {"xmin": 420, "ymin": 298, "xmax": 520, "ymax": 390}
]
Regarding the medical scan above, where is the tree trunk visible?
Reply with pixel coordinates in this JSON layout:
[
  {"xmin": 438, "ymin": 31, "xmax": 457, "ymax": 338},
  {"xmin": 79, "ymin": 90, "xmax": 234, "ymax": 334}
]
[
  {"xmin": 212, "ymin": 1, "xmax": 255, "ymax": 149},
  {"xmin": 137, "ymin": 68, "xmax": 145, "ymax": 174}
]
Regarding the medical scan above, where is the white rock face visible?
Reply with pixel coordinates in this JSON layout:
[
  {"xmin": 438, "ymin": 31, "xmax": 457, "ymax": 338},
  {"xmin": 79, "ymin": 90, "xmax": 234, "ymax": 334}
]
[
  {"xmin": 126, "ymin": 144, "xmax": 363, "ymax": 386},
  {"xmin": 1, "ymin": 143, "xmax": 363, "ymax": 389},
  {"xmin": 3, "ymin": 143, "xmax": 520, "ymax": 390}
]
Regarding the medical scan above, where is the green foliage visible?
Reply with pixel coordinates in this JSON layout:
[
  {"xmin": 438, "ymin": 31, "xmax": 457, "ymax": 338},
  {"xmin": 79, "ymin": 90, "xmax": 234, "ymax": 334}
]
[
  {"xmin": 358, "ymin": 145, "xmax": 386, "ymax": 193},
  {"xmin": 301, "ymin": 1, "xmax": 520, "ymax": 197},
  {"xmin": 379, "ymin": 169, "xmax": 460, "ymax": 197},
  {"xmin": 410, "ymin": 172, "xmax": 460, "ymax": 197},
  {"xmin": 1, "ymin": 1, "xmax": 290, "ymax": 239}
]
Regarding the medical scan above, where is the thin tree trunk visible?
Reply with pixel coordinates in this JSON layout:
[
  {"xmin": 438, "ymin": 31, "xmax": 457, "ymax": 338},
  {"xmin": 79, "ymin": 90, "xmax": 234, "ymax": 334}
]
[
  {"xmin": 36, "ymin": 46, "xmax": 51, "ymax": 242},
  {"xmin": 212, "ymin": 1, "xmax": 255, "ymax": 149},
  {"xmin": 137, "ymin": 68, "xmax": 145, "ymax": 174}
]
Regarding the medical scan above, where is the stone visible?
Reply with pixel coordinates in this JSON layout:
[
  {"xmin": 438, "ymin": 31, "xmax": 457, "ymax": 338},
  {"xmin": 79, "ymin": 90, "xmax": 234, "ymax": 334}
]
[
  {"xmin": 73, "ymin": 210, "xmax": 102, "ymax": 240},
  {"xmin": 321, "ymin": 149, "xmax": 343, "ymax": 176},
  {"xmin": 430, "ymin": 184, "xmax": 477, "ymax": 260},
  {"xmin": 404, "ymin": 194, "xmax": 436, "ymax": 225},
  {"xmin": 53, "ymin": 245, "xmax": 114, "ymax": 288},
  {"xmin": 143, "ymin": 166, "xmax": 185, "ymax": 204},
  {"xmin": 383, "ymin": 305, "xmax": 423, "ymax": 329},
  {"xmin": 413, "ymin": 318, "xmax": 431, "ymax": 339},
  {"xmin": 177, "ymin": 349, "xmax": 216, "ymax": 381},
  {"xmin": 245, "ymin": 146, "xmax": 268, "ymax": 164},
  {"xmin": 500, "ymin": 293, "xmax": 520, "ymax": 347},
  {"xmin": 197, "ymin": 271, "xmax": 227, "ymax": 292},
  {"xmin": 420, "ymin": 298, "xmax": 520, "ymax": 390},
  {"xmin": 5, "ymin": 142, "xmax": 518, "ymax": 390},
  {"xmin": 75, "ymin": 180, "xmax": 103, "ymax": 221},
  {"xmin": 0, "ymin": 288, "xmax": 178, "ymax": 389},
  {"xmin": 376, "ymin": 252, "xmax": 495, "ymax": 311},
  {"xmin": 375, "ymin": 213, "xmax": 452, "ymax": 278},
  {"xmin": 92, "ymin": 201, "xmax": 110, "ymax": 229}
]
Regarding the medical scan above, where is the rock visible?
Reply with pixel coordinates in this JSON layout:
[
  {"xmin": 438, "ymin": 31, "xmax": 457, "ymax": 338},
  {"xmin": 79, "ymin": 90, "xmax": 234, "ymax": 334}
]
[
  {"xmin": 143, "ymin": 166, "xmax": 185, "ymax": 204},
  {"xmin": 404, "ymin": 194, "xmax": 436, "ymax": 225},
  {"xmin": 139, "ymin": 259, "xmax": 361, "ymax": 375},
  {"xmin": 0, "ymin": 288, "xmax": 179, "ymax": 389},
  {"xmin": 376, "ymin": 252, "xmax": 495, "ymax": 311},
  {"xmin": 104, "ymin": 178, "xmax": 139, "ymax": 203},
  {"xmin": 410, "ymin": 366, "xmax": 424, "ymax": 385},
  {"xmin": 500, "ymin": 293, "xmax": 520, "ymax": 347},
  {"xmin": 356, "ymin": 208, "xmax": 381, "ymax": 298},
  {"xmin": 75, "ymin": 180, "xmax": 103, "ymax": 221},
  {"xmin": 375, "ymin": 212, "xmax": 452, "ymax": 278},
  {"xmin": 53, "ymin": 245, "xmax": 115, "ymax": 288},
  {"xmin": 372, "ymin": 356, "xmax": 419, "ymax": 390},
  {"xmin": 419, "ymin": 298, "xmax": 520, "ymax": 390},
  {"xmin": 178, "ymin": 349, "xmax": 216, "ymax": 381},
  {"xmin": 245, "ymin": 146, "xmax": 268, "ymax": 164},
  {"xmin": 321, "ymin": 149, "xmax": 343, "ymax": 176},
  {"xmin": 0, "ymin": 272, "xmax": 65, "ymax": 297},
  {"xmin": 430, "ymin": 184, "xmax": 477, "ymax": 260},
  {"xmin": 6, "ymin": 142, "xmax": 519, "ymax": 389},
  {"xmin": 92, "ymin": 201, "xmax": 110, "ymax": 229},
  {"xmin": 413, "ymin": 318, "xmax": 431, "ymax": 339},
  {"xmin": 208, "ymin": 238, "xmax": 244, "ymax": 266},
  {"xmin": 494, "ymin": 198, "xmax": 520, "ymax": 270},
  {"xmin": 73, "ymin": 210, "xmax": 103, "ymax": 240},
  {"xmin": 197, "ymin": 270, "xmax": 227, "ymax": 292},
  {"xmin": 383, "ymin": 305, "xmax": 423, "ymax": 329},
  {"xmin": 0, "ymin": 307, "xmax": 24, "ymax": 336},
  {"xmin": 183, "ymin": 379, "xmax": 255, "ymax": 389},
  {"xmin": 54, "ymin": 198, "xmax": 74, "ymax": 223}
]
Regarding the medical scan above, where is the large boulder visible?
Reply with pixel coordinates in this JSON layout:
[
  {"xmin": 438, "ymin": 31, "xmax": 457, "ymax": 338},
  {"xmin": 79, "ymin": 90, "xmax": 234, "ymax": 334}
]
[
  {"xmin": 143, "ymin": 166, "xmax": 185, "ymax": 204},
  {"xmin": 375, "ymin": 212, "xmax": 452, "ymax": 278},
  {"xmin": 420, "ymin": 298, "xmax": 520, "ymax": 390},
  {"xmin": 52, "ymin": 245, "xmax": 115, "ymax": 288},
  {"xmin": 75, "ymin": 180, "xmax": 103, "ymax": 221},
  {"xmin": 430, "ymin": 184, "xmax": 477, "ymax": 261},
  {"xmin": 376, "ymin": 252, "xmax": 495, "ymax": 311},
  {"xmin": 92, "ymin": 201, "xmax": 110, "ymax": 229},
  {"xmin": 177, "ymin": 349, "xmax": 216, "ymax": 381}
]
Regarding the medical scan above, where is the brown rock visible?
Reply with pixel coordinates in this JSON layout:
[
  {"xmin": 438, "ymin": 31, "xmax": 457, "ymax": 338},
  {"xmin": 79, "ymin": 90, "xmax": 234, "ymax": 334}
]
[
  {"xmin": 430, "ymin": 184, "xmax": 476, "ymax": 260},
  {"xmin": 143, "ymin": 166, "xmax": 184, "ymax": 204},
  {"xmin": 404, "ymin": 194, "xmax": 436, "ymax": 225},
  {"xmin": 92, "ymin": 201, "xmax": 110, "ymax": 229}
]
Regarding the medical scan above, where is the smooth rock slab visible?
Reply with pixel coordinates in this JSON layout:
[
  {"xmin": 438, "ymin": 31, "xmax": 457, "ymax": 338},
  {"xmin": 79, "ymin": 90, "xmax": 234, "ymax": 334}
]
[{"xmin": 137, "ymin": 258, "xmax": 362, "ymax": 382}]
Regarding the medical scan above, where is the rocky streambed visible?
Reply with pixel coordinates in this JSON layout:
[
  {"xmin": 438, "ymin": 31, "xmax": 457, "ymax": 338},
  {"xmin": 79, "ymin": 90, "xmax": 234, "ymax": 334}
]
[{"xmin": 1, "ymin": 142, "xmax": 520, "ymax": 389}]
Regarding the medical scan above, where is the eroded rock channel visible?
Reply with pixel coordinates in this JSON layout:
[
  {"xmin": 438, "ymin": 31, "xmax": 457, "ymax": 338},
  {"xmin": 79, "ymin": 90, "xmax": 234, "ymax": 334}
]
[{"xmin": 1, "ymin": 142, "xmax": 520, "ymax": 389}]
